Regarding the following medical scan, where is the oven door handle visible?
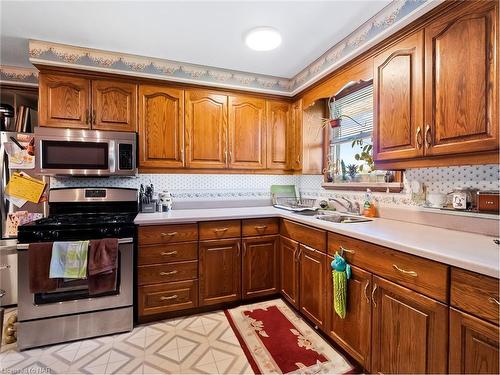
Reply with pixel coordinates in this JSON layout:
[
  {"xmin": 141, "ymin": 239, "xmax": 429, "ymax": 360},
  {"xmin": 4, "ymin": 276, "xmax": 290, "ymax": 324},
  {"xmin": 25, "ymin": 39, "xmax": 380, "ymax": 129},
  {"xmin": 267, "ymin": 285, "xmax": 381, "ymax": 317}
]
[{"xmin": 17, "ymin": 237, "xmax": 134, "ymax": 250}]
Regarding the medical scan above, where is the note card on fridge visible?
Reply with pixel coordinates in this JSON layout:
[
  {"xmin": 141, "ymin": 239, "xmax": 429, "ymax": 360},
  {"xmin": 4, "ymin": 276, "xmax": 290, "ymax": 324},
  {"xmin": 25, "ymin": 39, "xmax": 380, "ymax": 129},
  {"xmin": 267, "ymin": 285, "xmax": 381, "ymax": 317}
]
[{"xmin": 5, "ymin": 172, "xmax": 46, "ymax": 203}]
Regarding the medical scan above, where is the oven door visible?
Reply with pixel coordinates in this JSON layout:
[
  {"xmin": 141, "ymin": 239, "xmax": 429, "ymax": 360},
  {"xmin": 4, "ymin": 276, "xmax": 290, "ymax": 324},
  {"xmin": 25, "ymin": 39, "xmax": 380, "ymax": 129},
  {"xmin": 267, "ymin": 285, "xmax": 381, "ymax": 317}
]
[
  {"xmin": 34, "ymin": 127, "xmax": 137, "ymax": 176},
  {"xmin": 17, "ymin": 238, "xmax": 133, "ymax": 322}
]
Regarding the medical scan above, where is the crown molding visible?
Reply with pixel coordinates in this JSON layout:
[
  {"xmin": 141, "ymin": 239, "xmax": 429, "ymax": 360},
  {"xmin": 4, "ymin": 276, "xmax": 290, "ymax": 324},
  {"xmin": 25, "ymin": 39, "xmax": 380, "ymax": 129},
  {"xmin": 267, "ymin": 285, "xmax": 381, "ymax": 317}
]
[
  {"xmin": 0, "ymin": 65, "xmax": 38, "ymax": 87},
  {"xmin": 2, "ymin": 0, "xmax": 438, "ymax": 94}
]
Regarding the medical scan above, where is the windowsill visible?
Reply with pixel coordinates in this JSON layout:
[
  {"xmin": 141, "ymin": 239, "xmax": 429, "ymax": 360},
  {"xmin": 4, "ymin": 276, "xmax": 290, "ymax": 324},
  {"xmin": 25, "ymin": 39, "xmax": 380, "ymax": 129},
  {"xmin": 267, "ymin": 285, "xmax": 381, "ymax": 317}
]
[{"xmin": 321, "ymin": 181, "xmax": 404, "ymax": 193}]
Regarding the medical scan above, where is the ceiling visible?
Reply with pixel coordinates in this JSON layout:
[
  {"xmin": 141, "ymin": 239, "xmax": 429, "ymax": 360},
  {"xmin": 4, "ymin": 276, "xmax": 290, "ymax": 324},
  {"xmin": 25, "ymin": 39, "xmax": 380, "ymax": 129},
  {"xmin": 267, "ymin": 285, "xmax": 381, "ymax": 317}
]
[{"xmin": 0, "ymin": 1, "xmax": 391, "ymax": 78}]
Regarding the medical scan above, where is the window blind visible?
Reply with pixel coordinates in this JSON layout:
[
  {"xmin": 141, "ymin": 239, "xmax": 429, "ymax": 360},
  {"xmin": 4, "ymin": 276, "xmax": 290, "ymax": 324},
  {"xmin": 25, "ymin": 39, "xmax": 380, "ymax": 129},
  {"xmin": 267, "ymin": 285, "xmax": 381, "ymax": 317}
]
[{"xmin": 330, "ymin": 84, "xmax": 373, "ymax": 144}]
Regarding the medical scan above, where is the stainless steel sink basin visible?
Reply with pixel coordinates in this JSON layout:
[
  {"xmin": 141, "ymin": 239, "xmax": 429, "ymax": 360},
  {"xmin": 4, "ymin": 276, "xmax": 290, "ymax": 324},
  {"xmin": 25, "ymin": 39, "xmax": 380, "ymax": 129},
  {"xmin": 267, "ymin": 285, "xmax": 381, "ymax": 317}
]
[{"xmin": 315, "ymin": 214, "xmax": 372, "ymax": 223}]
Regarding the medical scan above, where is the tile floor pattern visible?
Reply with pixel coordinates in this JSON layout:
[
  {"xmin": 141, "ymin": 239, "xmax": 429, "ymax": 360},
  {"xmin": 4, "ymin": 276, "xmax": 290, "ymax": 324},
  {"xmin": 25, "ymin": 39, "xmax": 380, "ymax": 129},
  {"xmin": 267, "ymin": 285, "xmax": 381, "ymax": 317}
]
[{"xmin": 0, "ymin": 310, "xmax": 253, "ymax": 374}]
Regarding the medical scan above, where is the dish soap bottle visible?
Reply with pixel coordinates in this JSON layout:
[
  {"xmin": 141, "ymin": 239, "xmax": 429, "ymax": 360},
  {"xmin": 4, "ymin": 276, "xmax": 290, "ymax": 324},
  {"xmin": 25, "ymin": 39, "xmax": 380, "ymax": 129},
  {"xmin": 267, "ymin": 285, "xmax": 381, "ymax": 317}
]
[{"xmin": 363, "ymin": 189, "xmax": 377, "ymax": 218}]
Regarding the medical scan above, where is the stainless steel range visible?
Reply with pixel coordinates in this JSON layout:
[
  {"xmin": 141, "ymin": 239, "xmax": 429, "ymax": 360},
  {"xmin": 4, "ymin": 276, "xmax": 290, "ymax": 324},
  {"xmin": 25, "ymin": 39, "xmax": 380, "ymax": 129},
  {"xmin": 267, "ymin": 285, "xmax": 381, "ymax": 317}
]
[{"xmin": 16, "ymin": 187, "xmax": 138, "ymax": 350}]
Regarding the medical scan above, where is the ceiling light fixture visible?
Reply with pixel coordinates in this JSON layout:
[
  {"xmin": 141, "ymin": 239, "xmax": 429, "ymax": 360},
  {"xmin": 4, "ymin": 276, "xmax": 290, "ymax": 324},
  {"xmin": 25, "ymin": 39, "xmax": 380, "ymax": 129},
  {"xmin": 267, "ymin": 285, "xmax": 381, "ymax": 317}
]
[{"xmin": 245, "ymin": 27, "xmax": 282, "ymax": 51}]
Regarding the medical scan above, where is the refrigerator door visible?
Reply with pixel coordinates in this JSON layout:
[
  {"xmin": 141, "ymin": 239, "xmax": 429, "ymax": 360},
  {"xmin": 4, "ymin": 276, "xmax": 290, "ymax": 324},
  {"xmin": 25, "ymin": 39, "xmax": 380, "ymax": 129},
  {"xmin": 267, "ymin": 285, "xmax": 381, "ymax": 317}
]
[{"xmin": 1, "ymin": 131, "xmax": 47, "ymax": 240}]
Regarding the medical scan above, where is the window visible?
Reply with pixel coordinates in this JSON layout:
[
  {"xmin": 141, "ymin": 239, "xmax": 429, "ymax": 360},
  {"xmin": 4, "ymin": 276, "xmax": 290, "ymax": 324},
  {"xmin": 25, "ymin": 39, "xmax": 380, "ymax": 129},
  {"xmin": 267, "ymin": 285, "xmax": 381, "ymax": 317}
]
[{"xmin": 327, "ymin": 82, "xmax": 376, "ymax": 181}]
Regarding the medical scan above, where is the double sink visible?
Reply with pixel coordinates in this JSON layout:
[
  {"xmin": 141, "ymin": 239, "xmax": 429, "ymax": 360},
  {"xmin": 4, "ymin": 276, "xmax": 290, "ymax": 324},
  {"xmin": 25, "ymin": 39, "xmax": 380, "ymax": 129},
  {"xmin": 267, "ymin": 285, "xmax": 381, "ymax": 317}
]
[{"xmin": 295, "ymin": 210, "xmax": 373, "ymax": 224}]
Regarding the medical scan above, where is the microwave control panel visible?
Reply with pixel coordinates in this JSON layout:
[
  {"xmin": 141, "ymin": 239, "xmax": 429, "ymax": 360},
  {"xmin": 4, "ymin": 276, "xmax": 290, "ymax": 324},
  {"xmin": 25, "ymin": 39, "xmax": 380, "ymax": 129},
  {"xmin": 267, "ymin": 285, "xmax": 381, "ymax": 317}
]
[{"xmin": 118, "ymin": 143, "xmax": 133, "ymax": 170}]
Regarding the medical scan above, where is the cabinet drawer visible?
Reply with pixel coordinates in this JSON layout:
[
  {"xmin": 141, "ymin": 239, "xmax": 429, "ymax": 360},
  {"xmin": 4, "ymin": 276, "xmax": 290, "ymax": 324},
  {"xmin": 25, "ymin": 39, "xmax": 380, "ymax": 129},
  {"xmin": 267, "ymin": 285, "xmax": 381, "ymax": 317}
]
[
  {"xmin": 242, "ymin": 218, "xmax": 279, "ymax": 236},
  {"xmin": 138, "ymin": 280, "xmax": 198, "ymax": 317},
  {"xmin": 138, "ymin": 261, "xmax": 198, "ymax": 285},
  {"xmin": 199, "ymin": 220, "xmax": 241, "ymax": 240},
  {"xmin": 328, "ymin": 232, "xmax": 448, "ymax": 302},
  {"xmin": 280, "ymin": 219, "xmax": 326, "ymax": 252},
  {"xmin": 139, "ymin": 224, "xmax": 198, "ymax": 245},
  {"xmin": 138, "ymin": 242, "xmax": 198, "ymax": 265},
  {"xmin": 451, "ymin": 268, "xmax": 499, "ymax": 325}
]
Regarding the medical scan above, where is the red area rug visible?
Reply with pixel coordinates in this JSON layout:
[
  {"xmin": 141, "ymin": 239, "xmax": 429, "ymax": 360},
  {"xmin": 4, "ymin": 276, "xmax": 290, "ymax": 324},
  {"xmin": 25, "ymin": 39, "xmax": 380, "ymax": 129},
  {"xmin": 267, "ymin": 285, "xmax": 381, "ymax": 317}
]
[{"xmin": 225, "ymin": 299, "xmax": 355, "ymax": 374}]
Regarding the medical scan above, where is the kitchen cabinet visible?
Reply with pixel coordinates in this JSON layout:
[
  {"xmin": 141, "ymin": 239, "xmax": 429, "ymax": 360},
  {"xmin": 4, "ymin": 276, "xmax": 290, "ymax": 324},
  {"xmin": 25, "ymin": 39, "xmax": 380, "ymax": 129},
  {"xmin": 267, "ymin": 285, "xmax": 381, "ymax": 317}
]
[
  {"xmin": 138, "ymin": 85, "xmax": 184, "ymax": 168},
  {"xmin": 199, "ymin": 238, "xmax": 241, "ymax": 306},
  {"xmin": 39, "ymin": 73, "xmax": 91, "ymax": 129},
  {"xmin": 424, "ymin": 0, "xmax": 498, "ymax": 157},
  {"xmin": 373, "ymin": 30, "xmax": 424, "ymax": 161},
  {"xmin": 373, "ymin": 1, "xmax": 498, "ymax": 168},
  {"xmin": 299, "ymin": 244, "xmax": 326, "ymax": 329},
  {"xmin": 242, "ymin": 235, "xmax": 279, "ymax": 299},
  {"xmin": 449, "ymin": 308, "xmax": 499, "ymax": 374},
  {"xmin": 39, "ymin": 72, "xmax": 137, "ymax": 131},
  {"xmin": 91, "ymin": 79, "xmax": 137, "ymax": 132},
  {"xmin": 185, "ymin": 90, "xmax": 228, "ymax": 169},
  {"xmin": 326, "ymin": 260, "xmax": 372, "ymax": 370},
  {"xmin": 279, "ymin": 236, "xmax": 300, "ymax": 308},
  {"xmin": 266, "ymin": 100, "xmax": 291, "ymax": 170},
  {"xmin": 371, "ymin": 275, "xmax": 448, "ymax": 374},
  {"xmin": 228, "ymin": 95, "xmax": 266, "ymax": 169}
]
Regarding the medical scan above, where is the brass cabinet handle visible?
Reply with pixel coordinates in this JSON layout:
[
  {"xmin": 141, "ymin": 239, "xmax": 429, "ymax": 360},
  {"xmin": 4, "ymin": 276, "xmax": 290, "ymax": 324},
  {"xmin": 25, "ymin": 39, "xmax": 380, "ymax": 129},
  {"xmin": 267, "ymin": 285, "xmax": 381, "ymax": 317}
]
[
  {"xmin": 160, "ymin": 250, "xmax": 178, "ymax": 256},
  {"xmin": 293, "ymin": 248, "xmax": 298, "ymax": 262},
  {"xmin": 242, "ymin": 243, "xmax": 247, "ymax": 257},
  {"xmin": 364, "ymin": 281, "xmax": 370, "ymax": 304},
  {"xmin": 229, "ymin": 150, "xmax": 233, "ymax": 162},
  {"xmin": 161, "ymin": 232, "xmax": 178, "ymax": 237},
  {"xmin": 160, "ymin": 294, "xmax": 178, "ymax": 301},
  {"xmin": 91, "ymin": 110, "xmax": 96, "ymax": 125},
  {"xmin": 424, "ymin": 124, "xmax": 432, "ymax": 148},
  {"xmin": 85, "ymin": 109, "xmax": 90, "ymax": 125},
  {"xmin": 340, "ymin": 246, "xmax": 355, "ymax": 254},
  {"xmin": 254, "ymin": 225, "xmax": 267, "ymax": 230},
  {"xmin": 488, "ymin": 297, "xmax": 500, "ymax": 306},
  {"xmin": 393, "ymin": 264, "xmax": 418, "ymax": 277},
  {"xmin": 416, "ymin": 126, "xmax": 422, "ymax": 149},
  {"xmin": 160, "ymin": 270, "xmax": 178, "ymax": 276},
  {"xmin": 180, "ymin": 149, "xmax": 184, "ymax": 163},
  {"xmin": 224, "ymin": 150, "xmax": 228, "ymax": 164},
  {"xmin": 371, "ymin": 283, "xmax": 378, "ymax": 308},
  {"xmin": 236, "ymin": 242, "xmax": 241, "ymax": 256},
  {"xmin": 214, "ymin": 228, "xmax": 228, "ymax": 232}
]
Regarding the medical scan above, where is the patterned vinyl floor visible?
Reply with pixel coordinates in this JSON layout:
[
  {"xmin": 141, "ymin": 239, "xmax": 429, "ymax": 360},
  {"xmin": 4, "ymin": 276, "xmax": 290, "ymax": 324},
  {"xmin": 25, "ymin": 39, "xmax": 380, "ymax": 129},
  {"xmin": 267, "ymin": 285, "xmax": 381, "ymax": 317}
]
[{"xmin": 0, "ymin": 309, "xmax": 252, "ymax": 374}]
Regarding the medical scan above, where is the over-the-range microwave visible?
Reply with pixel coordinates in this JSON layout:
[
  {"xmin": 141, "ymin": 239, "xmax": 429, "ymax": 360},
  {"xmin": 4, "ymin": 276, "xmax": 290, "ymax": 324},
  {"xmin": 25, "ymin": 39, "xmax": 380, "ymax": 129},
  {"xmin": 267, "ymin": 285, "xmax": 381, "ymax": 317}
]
[{"xmin": 34, "ymin": 127, "xmax": 137, "ymax": 176}]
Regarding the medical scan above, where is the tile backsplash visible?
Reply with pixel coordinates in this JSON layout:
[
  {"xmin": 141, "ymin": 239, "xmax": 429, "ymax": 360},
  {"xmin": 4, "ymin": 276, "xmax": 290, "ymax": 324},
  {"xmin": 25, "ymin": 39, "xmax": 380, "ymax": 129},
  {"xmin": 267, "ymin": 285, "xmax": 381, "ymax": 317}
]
[{"xmin": 51, "ymin": 164, "xmax": 499, "ymax": 207}]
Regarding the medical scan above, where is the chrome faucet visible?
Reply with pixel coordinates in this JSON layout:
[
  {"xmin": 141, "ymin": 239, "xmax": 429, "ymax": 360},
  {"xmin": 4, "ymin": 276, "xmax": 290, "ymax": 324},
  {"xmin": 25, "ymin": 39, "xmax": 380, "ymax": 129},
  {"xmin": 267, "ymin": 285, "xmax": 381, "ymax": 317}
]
[{"xmin": 329, "ymin": 197, "xmax": 361, "ymax": 215}]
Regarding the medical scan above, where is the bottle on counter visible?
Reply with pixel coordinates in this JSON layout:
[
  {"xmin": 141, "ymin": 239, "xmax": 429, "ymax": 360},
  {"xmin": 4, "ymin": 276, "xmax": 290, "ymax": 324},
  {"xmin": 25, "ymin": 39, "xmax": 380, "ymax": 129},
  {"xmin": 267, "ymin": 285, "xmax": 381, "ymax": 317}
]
[{"xmin": 363, "ymin": 189, "xmax": 377, "ymax": 218}]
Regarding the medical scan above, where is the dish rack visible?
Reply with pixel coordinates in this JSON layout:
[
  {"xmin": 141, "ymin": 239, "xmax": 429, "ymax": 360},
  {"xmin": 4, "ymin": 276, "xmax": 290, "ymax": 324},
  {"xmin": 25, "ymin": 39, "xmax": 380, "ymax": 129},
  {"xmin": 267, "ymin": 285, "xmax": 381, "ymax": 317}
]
[{"xmin": 273, "ymin": 196, "xmax": 317, "ymax": 212}]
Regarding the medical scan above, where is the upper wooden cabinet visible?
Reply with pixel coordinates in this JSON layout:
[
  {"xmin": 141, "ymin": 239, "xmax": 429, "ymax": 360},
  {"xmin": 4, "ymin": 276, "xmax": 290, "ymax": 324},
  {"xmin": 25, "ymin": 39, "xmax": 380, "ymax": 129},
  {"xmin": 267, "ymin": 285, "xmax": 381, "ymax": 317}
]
[
  {"xmin": 266, "ymin": 100, "xmax": 291, "ymax": 170},
  {"xmin": 373, "ymin": 1, "xmax": 499, "ymax": 168},
  {"xmin": 185, "ymin": 90, "xmax": 228, "ymax": 169},
  {"xmin": 39, "ymin": 73, "xmax": 137, "ymax": 132},
  {"xmin": 424, "ymin": 0, "xmax": 498, "ymax": 157},
  {"xmin": 228, "ymin": 96, "xmax": 266, "ymax": 169},
  {"xmin": 373, "ymin": 30, "xmax": 424, "ymax": 161},
  {"xmin": 39, "ymin": 73, "xmax": 91, "ymax": 129},
  {"xmin": 138, "ymin": 85, "xmax": 184, "ymax": 168},
  {"xmin": 92, "ymin": 80, "xmax": 137, "ymax": 132}
]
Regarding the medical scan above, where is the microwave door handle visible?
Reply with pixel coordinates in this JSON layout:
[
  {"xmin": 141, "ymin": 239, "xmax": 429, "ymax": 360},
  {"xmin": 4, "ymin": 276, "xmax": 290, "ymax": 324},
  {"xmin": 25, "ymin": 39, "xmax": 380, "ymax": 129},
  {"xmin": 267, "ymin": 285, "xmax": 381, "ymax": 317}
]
[{"xmin": 109, "ymin": 141, "xmax": 116, "ymax": 173}]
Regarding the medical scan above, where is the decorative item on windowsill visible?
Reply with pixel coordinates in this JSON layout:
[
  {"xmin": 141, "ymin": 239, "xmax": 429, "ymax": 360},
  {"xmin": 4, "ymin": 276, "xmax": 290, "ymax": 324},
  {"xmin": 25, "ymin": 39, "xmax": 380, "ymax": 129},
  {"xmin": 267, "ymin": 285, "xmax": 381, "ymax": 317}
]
[
  {"xmin": 331, "ymin": 251, "xmax": 351, "ymax": 319},
  {"xmin": 346, "ymin": 164, "xmax": 358, "ymax": 181}
]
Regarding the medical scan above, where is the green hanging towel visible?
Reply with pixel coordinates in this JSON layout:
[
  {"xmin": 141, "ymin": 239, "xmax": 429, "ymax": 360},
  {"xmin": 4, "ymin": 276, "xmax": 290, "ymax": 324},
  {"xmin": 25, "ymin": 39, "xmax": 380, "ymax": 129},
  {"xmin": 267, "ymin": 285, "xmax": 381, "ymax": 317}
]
[{"xmin": 331, "ymin": 253, "xmax": 351, "ymax": 319}]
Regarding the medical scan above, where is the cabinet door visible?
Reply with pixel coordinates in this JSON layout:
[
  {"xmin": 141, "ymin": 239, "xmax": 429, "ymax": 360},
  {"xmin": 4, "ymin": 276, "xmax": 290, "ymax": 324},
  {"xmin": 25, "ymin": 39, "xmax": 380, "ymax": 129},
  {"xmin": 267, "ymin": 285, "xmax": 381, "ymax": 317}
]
[
  {"xmin": 373, "ymin": 30, "xmax": 424, "ymax": 161},
  {"xmin": 138, "ymin": 85, "xmax": 184, "ymax": 168},
  {"xmin": 266, "ymin": 100, "xmax": 291, "ymax": 170},
  {"xmin": 301, "ymin": 100, "xmax": 325, "ymax": 174},
  {"xmin": 291, "ymin": 99, "xmax": 303, "ymax": 171},
  {"xmin": 185, "ymin": 90, "xmax": 228, "ymax": 169},
  {"xmin": 39, "ymin": 73, "xmax": 90, "ymax": 128},
  {"xmin": 279, "ymin": 236, "xmax": 299, "ymax": 308},
  {"xmin": 424, "ymin": 1, "xmax": 498, "ymax": 156},
  {"xmin": 449, "ymin": 308, "xmax": 499, "ymax": 374},
  {"xmin": 242, "ymin": 235, "xmax": 279, "ymax": 299},
  {"xmin": 91, "ymin": 80, "xmax": 137, "ymax": 132},
  {"xmin": 299, "ymin": 244, "xmax": 326, "ymax": 329},
  {"xmin": 371, "ymin": 276, "xmax": 448, "ymax": 374},
  {"xmin": 228, "ymin": 96, "xmax": 266, "ymax": 169},
  {"xmin": 199, "ymin": 238, "xmax": 241, "ymax": 306},
  {"xmin": 326, "ymin": 260, "xmax": 372, "ymax": 371}
]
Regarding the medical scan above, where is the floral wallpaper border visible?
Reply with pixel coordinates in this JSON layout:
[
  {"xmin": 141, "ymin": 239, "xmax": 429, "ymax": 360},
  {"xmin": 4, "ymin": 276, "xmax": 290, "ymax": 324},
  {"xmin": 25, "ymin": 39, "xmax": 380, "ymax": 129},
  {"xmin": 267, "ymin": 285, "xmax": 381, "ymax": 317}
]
[
  {"xmin": 0, "ymin": 65, "xmax": 38, "ymax": 86},
  {"xmin": 19, "ymin": 0, "xmax": 436, "ymax": 95}
]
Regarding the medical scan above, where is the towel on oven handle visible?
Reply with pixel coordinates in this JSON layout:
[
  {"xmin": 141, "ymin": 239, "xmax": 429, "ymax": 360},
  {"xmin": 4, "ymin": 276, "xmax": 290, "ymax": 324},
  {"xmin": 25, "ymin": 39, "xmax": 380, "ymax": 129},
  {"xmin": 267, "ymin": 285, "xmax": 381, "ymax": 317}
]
[{"xmin": 49, "ymin": 241, "xmax": 89, "ymax": 279}]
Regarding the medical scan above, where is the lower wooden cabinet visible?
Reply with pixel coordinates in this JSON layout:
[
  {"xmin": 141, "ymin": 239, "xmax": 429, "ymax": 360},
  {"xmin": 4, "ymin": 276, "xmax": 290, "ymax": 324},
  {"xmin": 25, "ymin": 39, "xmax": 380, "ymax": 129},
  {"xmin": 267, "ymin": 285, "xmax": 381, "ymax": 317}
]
[
  {"xmin": 326, "ymin": 260, "xmax": 372, "ymax": 370},
  {"xmin": 138, "ymin": 280, "xmax": 198, "ymax": 317},
  {"xmin": 279, "ymin": 236, "xmax": 300, "ymax": 308},
  {"xmin": 242, "ymin": 235, "xmax": 279, "ymax": 299},
  {"xmin": 371, "ymin": 275, "xmax": 448, "ymax": 374},
  {"xmin": 199, "ymin": 238, "xmax": 241, "ymax": 306},
  {"xmin": 449, "ymin": 308, "xmax": 500, "ymax": 374},
  {"xmin": 299, "ymin": 244, "xmax": 326, "ymax": 329}
]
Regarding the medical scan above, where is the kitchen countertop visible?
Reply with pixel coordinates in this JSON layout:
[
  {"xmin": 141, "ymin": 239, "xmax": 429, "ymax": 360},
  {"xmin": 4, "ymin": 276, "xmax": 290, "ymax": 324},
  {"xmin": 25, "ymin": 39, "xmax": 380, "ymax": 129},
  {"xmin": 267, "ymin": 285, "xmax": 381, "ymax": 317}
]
[{"xmin": 135, "ymin": 207, "xmax": 500, "ymax": 278}]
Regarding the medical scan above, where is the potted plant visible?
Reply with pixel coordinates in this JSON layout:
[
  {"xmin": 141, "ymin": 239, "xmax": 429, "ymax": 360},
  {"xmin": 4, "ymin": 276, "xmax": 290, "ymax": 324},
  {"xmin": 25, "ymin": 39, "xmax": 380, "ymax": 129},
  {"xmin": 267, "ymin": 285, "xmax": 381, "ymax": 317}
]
[
  {"xmin": 352, "ymin": 139, "xmax": 374, "ymax": 179},
  {"xmin": 346, "ymin": 164, "xmax": 358, "ymax": 181}
]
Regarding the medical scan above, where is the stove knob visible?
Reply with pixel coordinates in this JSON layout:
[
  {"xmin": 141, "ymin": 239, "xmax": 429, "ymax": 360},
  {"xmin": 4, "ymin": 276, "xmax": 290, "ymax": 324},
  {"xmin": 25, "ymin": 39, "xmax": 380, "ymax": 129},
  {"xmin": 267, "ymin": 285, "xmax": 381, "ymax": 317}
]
[
  {"xmin": 33, "ymin": 231, "xmax": 44, "ymax": 240},
  {"xmin": 113, "ymin": 227, "xmax": 121, "ymax": 236},
  {"xmin": 100, "ymin": 227, "xmax": 111, "ymax": 236},
  {"xmin": 49, "ymin": 230, "xmax": 60, "ymax": 240}
]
